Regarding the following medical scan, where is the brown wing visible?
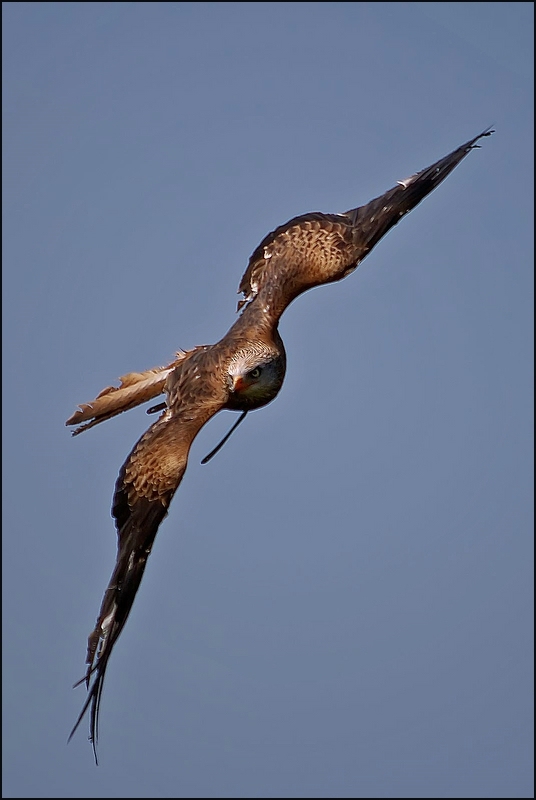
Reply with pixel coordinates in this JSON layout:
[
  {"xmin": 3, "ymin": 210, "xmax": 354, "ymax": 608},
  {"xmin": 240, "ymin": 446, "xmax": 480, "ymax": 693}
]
[
  {"xmin": 65, "ymin": 350, "xmax": 198, "ymax": 436},
  {"xmin": 237, "ymin": 129, "xmax": 494, "ymax": 321},
  {"xmin": 69, "ymin": 351, "xmax": 226, "ymax": 762}
]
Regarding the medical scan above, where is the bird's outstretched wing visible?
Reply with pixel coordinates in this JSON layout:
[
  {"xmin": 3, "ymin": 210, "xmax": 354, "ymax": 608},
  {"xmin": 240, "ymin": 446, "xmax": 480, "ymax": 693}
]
[
  {"xmin": 66, "ymin": 350, "xmax": 197, "ymax": 435},
  {"xmin": 237, "ymin": 128, "xmax": 494, "ymax": 319},
  {"xmin": 69, "ymin": 353, "xmax": 226, "ymax": 762}
]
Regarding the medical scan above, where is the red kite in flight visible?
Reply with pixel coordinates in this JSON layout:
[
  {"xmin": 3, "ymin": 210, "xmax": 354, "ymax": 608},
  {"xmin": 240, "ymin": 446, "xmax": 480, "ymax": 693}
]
[{"xmin": 68, "ymin": 129, "xmax": 493, "ymax": 762}]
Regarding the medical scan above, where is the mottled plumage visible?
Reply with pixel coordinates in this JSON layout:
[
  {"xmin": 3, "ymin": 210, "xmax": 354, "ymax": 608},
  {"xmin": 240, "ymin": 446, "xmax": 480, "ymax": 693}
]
[{"xmin": 68, "ymin": 129, "xmax": 493, "ymax": 762}]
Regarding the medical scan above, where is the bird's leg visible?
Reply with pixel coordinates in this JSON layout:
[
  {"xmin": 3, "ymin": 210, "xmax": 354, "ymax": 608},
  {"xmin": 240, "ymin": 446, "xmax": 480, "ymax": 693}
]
[
  {"xmin": 146, "ymin": 402, "xmax": 167, "ymax": 415},
  {"xmin": 201, "ymin": 411, "xmax": 248, "ymax": 464}
]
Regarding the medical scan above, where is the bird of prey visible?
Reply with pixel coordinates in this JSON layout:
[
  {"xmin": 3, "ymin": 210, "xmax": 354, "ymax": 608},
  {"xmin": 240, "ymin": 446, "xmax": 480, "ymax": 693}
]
[{"xmin": 67, "ymin": 129, "xmax": 493, "ymax": 762}]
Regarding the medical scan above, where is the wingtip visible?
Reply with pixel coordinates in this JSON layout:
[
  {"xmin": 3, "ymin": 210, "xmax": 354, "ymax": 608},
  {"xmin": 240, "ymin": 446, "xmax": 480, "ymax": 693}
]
[{"xmin": 470, "ymin": 126, "xmax": 495, "ymax": 148}]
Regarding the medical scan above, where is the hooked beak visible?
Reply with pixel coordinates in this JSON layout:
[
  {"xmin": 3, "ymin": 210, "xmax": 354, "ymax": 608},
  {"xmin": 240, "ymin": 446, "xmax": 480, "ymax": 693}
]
[{"xmin": 231, "ymin": 375, "xmax": 247, "ymax": 394}]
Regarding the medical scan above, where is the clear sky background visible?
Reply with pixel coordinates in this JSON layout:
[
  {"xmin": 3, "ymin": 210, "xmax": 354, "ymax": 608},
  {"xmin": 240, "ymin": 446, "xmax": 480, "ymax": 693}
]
[{"xmin": 2, "ymin": 3, "xmax": 533, "ymax": 797}]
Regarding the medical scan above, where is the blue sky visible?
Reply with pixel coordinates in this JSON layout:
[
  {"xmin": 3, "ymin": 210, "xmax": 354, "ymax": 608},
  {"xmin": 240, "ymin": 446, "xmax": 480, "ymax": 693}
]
[{"xmin": 2, "ymin": 3, "xmax": 533, "ymax": 797}]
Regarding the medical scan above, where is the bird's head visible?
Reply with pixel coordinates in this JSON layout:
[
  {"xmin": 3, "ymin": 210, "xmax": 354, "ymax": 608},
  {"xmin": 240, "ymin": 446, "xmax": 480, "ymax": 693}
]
[{"xmin": 226, "ymin": 345, "xmax": 286, "ymax": 410}]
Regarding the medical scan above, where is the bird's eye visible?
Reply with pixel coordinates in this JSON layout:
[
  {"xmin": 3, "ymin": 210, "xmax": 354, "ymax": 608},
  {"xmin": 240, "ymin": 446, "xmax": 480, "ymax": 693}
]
[{"xmin": 248, "ymin": 367, "xmax": 262, "ymax": 379}]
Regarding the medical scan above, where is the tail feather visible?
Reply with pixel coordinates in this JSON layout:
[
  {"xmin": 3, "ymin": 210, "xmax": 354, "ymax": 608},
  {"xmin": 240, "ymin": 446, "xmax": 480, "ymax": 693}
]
[{"xmin": 65, "ymin": 351, "xmax": 195, "ymax": 436}]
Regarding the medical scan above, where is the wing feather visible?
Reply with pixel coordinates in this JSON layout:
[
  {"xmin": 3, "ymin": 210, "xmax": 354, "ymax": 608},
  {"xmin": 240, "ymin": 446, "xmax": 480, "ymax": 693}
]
[
  {"xmin": 341, "ymin": 127, "xmax": 494, "ymax": 256},
  {"xmin": 70, "ymin": 381, "xmax": 224, "ymax": 761},
  {"xmin": 237, "ymin": 129, "xmax": 493, "ymax": 318}
]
